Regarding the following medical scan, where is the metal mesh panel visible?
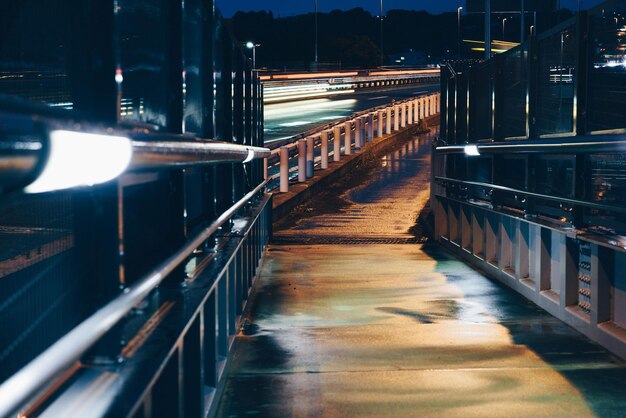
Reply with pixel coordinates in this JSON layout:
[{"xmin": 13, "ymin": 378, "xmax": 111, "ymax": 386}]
[
  {"xmin": 0, "ymin": 193, "xmax": 91, "ymax": 382},
  {"xmin": 536, "ymin": 26, "xmax": 576, "ymax": 136},
  {"xmin": 502, "ymin": 47, "xmax": 528, "ymax": 138},
  {"xmin": 0, "ymin": 1, "xmax": 72, "ymax": 109},
  {"xmin": 587, "ymin": 2, "xmax": 626, "ymax": 133}
]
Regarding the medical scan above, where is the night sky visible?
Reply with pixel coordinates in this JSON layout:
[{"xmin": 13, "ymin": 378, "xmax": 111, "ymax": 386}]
[{"xmin": 216, "ymin": 0, "xmax": 606, "ymax": 17}]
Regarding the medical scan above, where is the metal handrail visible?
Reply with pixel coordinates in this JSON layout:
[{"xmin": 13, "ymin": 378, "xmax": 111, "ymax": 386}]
[
  {"xmin": 0, "ymin": 178, "xmax": 270, "ymax": 418},
  {"xmin": 435, "ymin": 133, "xmax": 626, "ymax": 154},
  {"xmin": 435, "ymin": 176, "xmax": 626, "ymax": 214}
]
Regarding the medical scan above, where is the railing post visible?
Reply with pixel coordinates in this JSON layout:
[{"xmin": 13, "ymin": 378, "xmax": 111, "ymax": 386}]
[
  {"xmin": 298, "ymin": 139, "xmax": 306, "ymax": 182},
  {"xmin": 306, "ymin": 136, "xmax": 315, "ymax": 178},
  {"xmin": 263, "ymin": 158, "xmax": 268, "ymax": 180},
  {"xmin": 333, "ymin": 125, "xmax": 342, "ymax": 161},
  {"xmin": 386, "ymin": 107, "xmax": 392, "ymax": 134},
  {"xmin": 401, "ymin": 103, "xmax": 407, "ymax": 127},
  {"xmin": 377, "ymin": 110, "xmax": 384, "ymax": 137},
  {"xmin": 321, "ymin": 130, "xmax": 329, "ymax": 169},
  {"xmin": 367, "ymin": 113, "xmax": 374, "ymax": 141},
  {"xmin": 413, "ymin": 99, "xmax": 419, "ymax": 122},
  {"xmin": 344, "ymin": 121, "xmax": 352, "ymax": 155},
  {"xmin": 355, "ymin": 118, "xmax": 362, "ymax": 149},
  {"xmin": 280, "ymin": 146, "xmax": 289, "ymax": 192},
  {"xmin": 407, "ymin": 101, "xmax": 413, "ymax": 125},
  {"xmin": 394, "ymin": 105, "xmax": 400, "ymax": 131}
]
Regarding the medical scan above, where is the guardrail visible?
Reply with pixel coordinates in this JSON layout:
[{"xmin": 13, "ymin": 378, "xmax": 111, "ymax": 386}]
[{"xmin": 262, "ymin": 92, "xmax": 441, "ymax": 192}]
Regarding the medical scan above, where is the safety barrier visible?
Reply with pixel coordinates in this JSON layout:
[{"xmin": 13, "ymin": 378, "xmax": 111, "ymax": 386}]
[{"xmin": 264, "ymin": 92, "xmax": 441, "ymax": 193}]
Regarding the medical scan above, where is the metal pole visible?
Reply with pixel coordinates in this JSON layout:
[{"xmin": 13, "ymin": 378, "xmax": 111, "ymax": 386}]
[
  {"xmin": 314, "ymin": 0, "xmax": 318, "ymax": 66},
  {"xmin": 457, "ymin": 8, "xmax": 461, "ymax": 58},
  {"xmin": 380, "ymin": 0, "xmax": 384, "ymax": 66},
  {"xmin": 485, "ymin": 0, "xmax": 491, "ymax": 59},
  {"xmin": 252, "ymin": 46, "xmax": 256, "ymax": 70},
  {"xmin": 503, "ymin": 17, "xmax": 507, "ymax": 40},
  {"xmin": 521, "ymin": 0, "xmax": 525, "ymax": 43}
]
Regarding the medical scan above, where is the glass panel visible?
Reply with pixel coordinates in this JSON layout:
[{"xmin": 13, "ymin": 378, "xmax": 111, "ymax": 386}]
[
  {"xmin": 468, "ymin": 60, "xmax": 494, "ymax": 141},
  {"xmin": 183, "ymin": 0, "xmax": 204, "ymax": 135},
  {"xmin": 116, "ymin": 0, "xmax": 169, "ymax": 127},
  {"xmin": 535, "ymin": 155, "xmax": 575, "ymax": 198},
  {"xmin": 502, "ymin": 47, "xmax": 528, "ymax": 138},
  {"xmin": 587, "ymin": 2, "xmax": 626, "ymax": 133},
  {"xmin": 536, "ymin": 27, "xmax": 576, "ymax": 136},
  {"xmin": 0, "ymin": 1, "xmax": 72, "ymax": 109},
  {"xmin": 586, "ymin": 153, "xmax": 626, "ymax": 234}
]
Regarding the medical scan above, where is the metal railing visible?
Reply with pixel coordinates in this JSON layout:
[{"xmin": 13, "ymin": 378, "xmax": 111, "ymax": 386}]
[
  {"xmin": 437, "ymin": 0, "xmax": 626, "ymax": 236},
  {"xmin": 0, "ymin": 1, "xmax": 271, "ymax": 417},
  {"xmin": 263, "ymin": 93, "xmax": 441, "ymax": 192}
]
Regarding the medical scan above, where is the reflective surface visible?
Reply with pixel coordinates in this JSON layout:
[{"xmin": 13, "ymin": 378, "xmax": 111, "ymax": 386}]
[{"xmin": 217, "ymin": 130, "xmax": 626, "ymax": 417}]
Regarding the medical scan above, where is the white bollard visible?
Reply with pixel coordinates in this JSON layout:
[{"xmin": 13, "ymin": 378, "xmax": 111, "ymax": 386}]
[
  {"xmin": 367, "ymin": 113, "xmax": 374, "ymax": 141},
  {"xmin": 377, "ymin": 110, "xmax": 384, "ymax": 137},
  {"xmin": 306, "ymin": 136, "xmax": 315, "ymax": 178},
  {"xmin": 321, "ymin": 130, "xmax": 329, "ymax": 169},
  {"xmin": 386, "ymin": 107, "xmax": 392, "ymax": 134},
  {"xmin": 394, "ymin": 105, "xmax": 400, "ymax": 131},
  {"xmin": 355, "ymin": 118, "xmax": 362, "ymax": 149},
  {"xmin": 298, "ymin": 139, "xmax": 306, "ymax": 182},
  {"xmin": 401, "ymin": 103, "xmax": 407, "ymax": 128},
  {"xmin": 344, "ymin": 121, "xmax": 352, "ymax": 155},
  {"xmin": 407, "ymin": 102, "xmax": 413, "ymax": 125},
  {"xmin": 280, "ymin": 146, "xmax": 289, "ymax": 192},
  {"xmin": 413, "ymin": 99, "xmax": 419, "ymax": 122},
  {"xmin": 333, "ymin": 125, "xmax": 341, "ymax": 162},
  {"xmin": 424, "ymin": 97, "xmax": 430, "ymax": 118}
]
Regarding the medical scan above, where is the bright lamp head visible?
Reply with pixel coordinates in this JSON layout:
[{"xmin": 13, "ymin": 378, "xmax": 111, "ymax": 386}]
[
  {"xmin": 246, "ymin": 41, "xmax": 254, "ymax": 49},
  {"xmin": 25, "ymin": 130, "xmax": 132, "ymax": 193}
]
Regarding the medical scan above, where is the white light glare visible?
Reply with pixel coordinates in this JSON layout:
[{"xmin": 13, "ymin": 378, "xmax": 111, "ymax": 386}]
[
  {"xmin": 26, "ymin": 130, "xmax": 132, "ymax": 193},
  {"xmin": 464, "ymin": 145, "xmax": 480, "ymax": 156},
  {"xmin": 243, "ymin": 149, "xmax": 255, "ymax": 164}
]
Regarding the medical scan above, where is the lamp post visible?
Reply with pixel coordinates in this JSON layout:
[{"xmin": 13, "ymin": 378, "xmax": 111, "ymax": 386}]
[
  {"xmin": 457, "ymin": 6, "xmax": 463, "ymax": 59},
  {"xmin": 314, "ymin": 0, "xmax": 318, "ymax": 66},
  {"xmin": 246, "ymin": 41, "xmax": 260, "ymax": 69},
  {"xmin": 502, "ymin": 17, "xmax": 508, "ymax": 39},
  {"xmin": 380, "ymin": 0, "xmax": 384, "ymax": 66}
]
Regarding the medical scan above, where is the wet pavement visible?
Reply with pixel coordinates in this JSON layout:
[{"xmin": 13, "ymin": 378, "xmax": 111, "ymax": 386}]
[{"xmin": 216, "ymin": 130, "xmax": 626, "ymax": 418}]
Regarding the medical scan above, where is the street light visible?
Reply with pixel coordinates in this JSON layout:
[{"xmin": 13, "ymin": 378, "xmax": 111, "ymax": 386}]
[
  {"xmin": 457, "ymin": 6, "xmax": 463, "ymax": 59},
  {"xmin": 380, "ymin": 0, "xmax": 384, "ymax": 66},
  {"xmin": 314, "ymin": 0, "xmax": 318, "ymax": 66},
  {"xmin": 246, "ymin": 41, "xmax": 260, "ymax": 69},
  {"xmin": 502, "ymin": 17, "xmax": 508, "ymax": 39}
]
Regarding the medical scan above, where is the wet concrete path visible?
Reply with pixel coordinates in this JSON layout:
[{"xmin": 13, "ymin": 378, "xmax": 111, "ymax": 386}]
[{"xmin": 216, "ymin": 131, "xmax": 626, "ymax": 418}]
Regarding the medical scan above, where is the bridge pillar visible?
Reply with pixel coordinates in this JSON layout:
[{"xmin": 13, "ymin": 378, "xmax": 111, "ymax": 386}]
[
  {"xmin": 306, "ymin": 136, "xmax": 315, "ymax": 178},
  {"xmin": 368, "ymin": 113, "xmax": 374, "ymax": 141},
  {"xmin": 386, "ymin": 107, "xmax": 392, "ymax": 134},
  {"xmin": 377, "ymin": 110, "xmax": 384, "ymax": 137},
  {"xmin": 280, "ymin": 146, "xmax": 289, "ymax": 192},
  {"xmin": 401, "ymin": 103, "xmax": 407, "ymax": 128},
  {"xmin": 344, "ymin": 121, "xmax": 352, "ymax": 155},
  {"xmin": 333, "ymin": 126, "xmax": 342, "ymax": 162},
  {"xmin": 298, "ymin": 139, "xmax": 307, "ymax": 182},
  {"xmin": 321, "ymin": 130, "xmax": 329, "ymax": 169},
  {"xmin": 407, "ymin": 102, "xmax": 413, "ymax": 125},
  {"xmin": 394, "ymin": 105, "xmax": 400, "ymax": 131},
  {"xmin": 355, "ymin": 118, "xmax": 362, "ymax": 150}
]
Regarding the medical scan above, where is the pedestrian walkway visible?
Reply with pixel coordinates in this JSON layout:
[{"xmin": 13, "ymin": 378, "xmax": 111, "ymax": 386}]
[{"xmin": 216, "ymin": 130, "xmax": 626, "ymax": 418}]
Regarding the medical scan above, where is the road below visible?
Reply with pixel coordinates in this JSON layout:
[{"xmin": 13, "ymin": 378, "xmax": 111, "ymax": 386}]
[{"xmin": 264, "ymin": 83, "xmax": 439, "ymax": 144}]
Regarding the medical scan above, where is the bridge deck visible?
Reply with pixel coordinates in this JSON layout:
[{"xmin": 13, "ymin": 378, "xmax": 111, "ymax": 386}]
[{"xmin": 216, "ymin": 130, "xmax": 626, "ymax": 417}]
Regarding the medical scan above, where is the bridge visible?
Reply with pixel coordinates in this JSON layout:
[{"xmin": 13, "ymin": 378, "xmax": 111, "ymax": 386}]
[{"xmin": 0, "ymin": 0, "xmax": 626, "ymax": 417}]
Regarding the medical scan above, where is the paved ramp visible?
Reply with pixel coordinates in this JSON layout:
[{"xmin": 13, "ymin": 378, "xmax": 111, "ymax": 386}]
[{"xmin": 216, "ymin": 131, "xmax": 626, "ymax": 418}]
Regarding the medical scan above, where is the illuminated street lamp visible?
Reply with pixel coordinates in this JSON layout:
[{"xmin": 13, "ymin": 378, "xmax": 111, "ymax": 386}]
[
  {"xmin": 246, "ymin": 41, "xmax": 260, "ymax": 69},
  {"xmin": 502, "ymin": 17, "xmax": 508, "ymax": 39},
  {"xmin": 457, "ymin": 6, "xmax": 463, "ymax": 59}
]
